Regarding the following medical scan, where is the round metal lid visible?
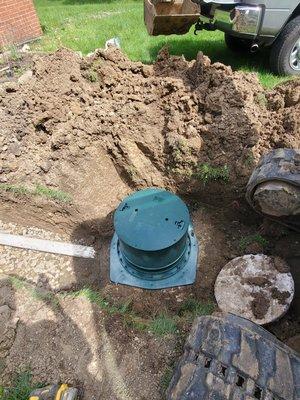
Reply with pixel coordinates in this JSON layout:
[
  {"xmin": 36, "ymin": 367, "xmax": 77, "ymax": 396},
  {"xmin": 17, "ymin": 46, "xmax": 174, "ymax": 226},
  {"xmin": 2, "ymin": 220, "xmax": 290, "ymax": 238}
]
[{"xmin": 114, "ymin": 188, "xmax": 190, "ymax": 251}]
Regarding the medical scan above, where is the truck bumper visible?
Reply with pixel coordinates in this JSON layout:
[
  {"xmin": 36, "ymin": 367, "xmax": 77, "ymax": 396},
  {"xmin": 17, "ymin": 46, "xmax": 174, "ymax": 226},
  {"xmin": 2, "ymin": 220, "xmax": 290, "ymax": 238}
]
[{"xmin": 202, "ymin": 4, "xmax": 263, "ymax": 37}]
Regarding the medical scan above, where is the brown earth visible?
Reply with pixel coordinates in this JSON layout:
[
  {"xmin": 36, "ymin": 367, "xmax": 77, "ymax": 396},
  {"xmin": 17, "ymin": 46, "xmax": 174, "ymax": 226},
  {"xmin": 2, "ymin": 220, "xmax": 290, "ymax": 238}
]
[
  {"xmin": 0, "ymin": 47, "xmax": 299, "ymax": 217},
  {"xmin": 271, "ymin": 287, "xmax": 291, "ymax": 305},
  {"xmin": 251, "ymin": 291, "xmax": 271, "ymax": 319},
  {"xmin": 0, "ymin": 276, "xmax": 178, "ymax": 400},
  {"xmin": 0, "ymin": 47, "xmax": 300, "ymax": 397}
]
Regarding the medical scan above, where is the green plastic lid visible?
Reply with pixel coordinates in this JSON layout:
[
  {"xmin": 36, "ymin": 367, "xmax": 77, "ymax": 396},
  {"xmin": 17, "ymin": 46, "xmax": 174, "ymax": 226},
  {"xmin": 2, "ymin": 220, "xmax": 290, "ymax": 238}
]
[{"xmin": 114, "ymin": 188, "xmax": 190, "ymax": 251}]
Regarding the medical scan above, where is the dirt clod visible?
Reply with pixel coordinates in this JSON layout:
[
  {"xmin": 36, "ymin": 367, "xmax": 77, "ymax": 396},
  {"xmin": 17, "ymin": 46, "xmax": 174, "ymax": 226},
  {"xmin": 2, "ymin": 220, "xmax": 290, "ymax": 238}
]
[
  {"xmin": 243, "ymin": 276, "xmax": 271, "ymax": 287},
  {"xmin": 273, "ymin": 256, "xmax": 290, "ymax": 273},
  {"xmin": 251, "ymin": 292, "xmax": 271, "ymax": 320},
  {"xmin": 271, "ymin": 288, "xmax": 291, "ymax": 305}
]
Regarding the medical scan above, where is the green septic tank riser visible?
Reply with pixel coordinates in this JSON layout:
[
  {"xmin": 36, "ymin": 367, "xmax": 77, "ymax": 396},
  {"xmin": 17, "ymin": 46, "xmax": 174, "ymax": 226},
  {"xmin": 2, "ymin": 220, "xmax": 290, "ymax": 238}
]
[{"xmin": 110, "ymin": 188, "xmax": 198, "ymax": 289}]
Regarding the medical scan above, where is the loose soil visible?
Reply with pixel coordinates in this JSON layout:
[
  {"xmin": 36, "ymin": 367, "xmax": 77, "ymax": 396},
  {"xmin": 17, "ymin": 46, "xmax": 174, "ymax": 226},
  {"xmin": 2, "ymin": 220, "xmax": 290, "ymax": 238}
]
[
  {"xmin": 251, "ymin": 291, "xmax": 271, "ymax": 320},
  {"xmin": 0, "ymin": 47, "xmax": 299, "ymax": 397},
  {"xmin": 271, "ymin": 287, "xmax": 291, "ymax": 305}
]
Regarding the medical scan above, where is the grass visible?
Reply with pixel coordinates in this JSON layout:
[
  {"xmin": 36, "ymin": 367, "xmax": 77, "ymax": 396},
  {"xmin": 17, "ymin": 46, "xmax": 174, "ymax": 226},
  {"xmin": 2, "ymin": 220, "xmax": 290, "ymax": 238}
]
[
  {"xmin": 0, "ymin": 371, "xmax": 43, "ymax": 400},
  {"xmin": 10, "ymin": 277, "xmax": 60, "ymax": 308},
  {"xmin": 9, "ymin": 279, "xmax": 215, "ymax": 337},
  {"xmin": 193, "ymin": 163, "xmax": 229, "ymax": 184},
  {"xmin": 67, "ymin": 288, "xmax": 179, "ymax": 336},
  {"xmin": 149, "ymin": 314, "xmax": 177, "ymax": 336},
  {"xmin": 69, "ymin": 287, "xmax": 132, "ymax": 315},
  {"xmin": 178, "ymin": 298, "xmax": 215, "ymax": 319},
  {"xmin": 161, "ymin": 366, "xmax": 174, "ymax": 391},
  {"xmin": 239, "ymin": 234, "xmax": 269, "ymax": 251},
  {"xmin": 34, "ymin": 184, "xmax": 72, "ymax": 202},
  {"xmin": 0, "ymin": 183, "xmax": 72, "ymax": 203},
  {"xmin": 33, "ymin": 0, "xmax": 291, "ymax": 88}
]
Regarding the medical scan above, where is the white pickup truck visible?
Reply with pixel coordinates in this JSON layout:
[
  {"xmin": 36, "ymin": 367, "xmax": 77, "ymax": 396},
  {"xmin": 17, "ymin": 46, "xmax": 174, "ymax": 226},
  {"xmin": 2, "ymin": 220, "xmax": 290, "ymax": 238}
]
[{"xmin": 144, "ymin": 0, "xmax": 300, "ymax": 75}]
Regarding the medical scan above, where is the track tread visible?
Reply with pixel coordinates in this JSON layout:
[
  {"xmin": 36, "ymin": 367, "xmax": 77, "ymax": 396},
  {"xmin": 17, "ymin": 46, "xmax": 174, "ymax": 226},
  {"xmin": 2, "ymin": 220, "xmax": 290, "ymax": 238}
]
[{"xmin": 167, "ymin": 314, "xmax": 300, "ymax": 400}]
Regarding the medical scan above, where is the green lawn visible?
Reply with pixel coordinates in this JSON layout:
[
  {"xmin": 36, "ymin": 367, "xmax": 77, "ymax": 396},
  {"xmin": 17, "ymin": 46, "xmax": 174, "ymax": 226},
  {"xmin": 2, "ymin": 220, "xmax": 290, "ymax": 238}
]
[{"xmin": 34, "ymin": 0, "xmax": 288, "ymax": 87}]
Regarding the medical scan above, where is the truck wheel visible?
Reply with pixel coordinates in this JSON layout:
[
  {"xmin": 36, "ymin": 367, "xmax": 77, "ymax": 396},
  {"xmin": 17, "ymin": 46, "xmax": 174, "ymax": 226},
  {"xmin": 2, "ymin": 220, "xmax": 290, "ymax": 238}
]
[
  {"xmin": 224, "ymin": 33, "xmax": 252, "ymax": 53},
  {"xmin": 270, "ymin": 16, "xmax": 300, "ymax": 75}
]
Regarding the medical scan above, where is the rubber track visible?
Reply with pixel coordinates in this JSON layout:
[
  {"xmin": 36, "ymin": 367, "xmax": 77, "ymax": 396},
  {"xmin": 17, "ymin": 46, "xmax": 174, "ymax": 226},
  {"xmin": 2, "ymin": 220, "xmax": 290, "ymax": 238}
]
[
  {"xmin": 167, "ymin": 313, "xmax": 300, "ymax": 400},
  {"xmin": 246, "ymin": 148, "xmax": 300, "ymax": 232}
]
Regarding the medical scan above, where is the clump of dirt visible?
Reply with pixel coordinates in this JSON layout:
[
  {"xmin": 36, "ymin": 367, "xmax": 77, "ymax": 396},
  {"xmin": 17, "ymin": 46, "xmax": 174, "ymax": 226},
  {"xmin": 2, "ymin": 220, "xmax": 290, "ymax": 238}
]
[
  {"xmin": 273, "ymin": 256, "xmax": 291, "ymax": 273},
  {"xmin": 265, "ymin": 79, "xmax": 300, "ymax": 152},
  {"xmin": 251, "ymin": 291, "xmax": 270, "ymax": 319},
  {"xmin": 0, "ymin": 47, "xmax": 299, "ymax": 227},
  {"xmin": 242, "ymin": 276, "xmax": 271, "ymax": 287},
  {"xmin": 244, "ymin": 241, "xmax": 264, "ymax": 254},
  {"xmin": 271, "ymin": 287, "xmax": 291, "ymax": 305}
]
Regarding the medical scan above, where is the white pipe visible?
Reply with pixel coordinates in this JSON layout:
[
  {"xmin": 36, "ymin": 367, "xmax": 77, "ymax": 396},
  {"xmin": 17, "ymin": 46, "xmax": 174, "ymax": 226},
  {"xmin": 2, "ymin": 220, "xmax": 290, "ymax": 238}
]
[{"xmin": 0, "ymin": 232, "xmax": 95, "ymax": 259}]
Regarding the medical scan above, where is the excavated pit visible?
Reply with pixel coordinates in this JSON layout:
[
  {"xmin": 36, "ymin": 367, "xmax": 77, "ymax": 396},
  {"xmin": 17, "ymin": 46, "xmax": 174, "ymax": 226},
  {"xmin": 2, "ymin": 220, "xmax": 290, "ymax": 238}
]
[{"xmin": 0, "ymin": 47, "xmax": 299, "ymax": 398}]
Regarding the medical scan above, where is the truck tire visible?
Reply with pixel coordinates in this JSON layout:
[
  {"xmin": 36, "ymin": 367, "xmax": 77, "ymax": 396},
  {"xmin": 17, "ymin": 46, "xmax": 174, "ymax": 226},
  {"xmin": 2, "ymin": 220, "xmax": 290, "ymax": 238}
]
[
  {"xmin": 224, "ymin": 33, "xmax": 252, "ymax": 53},
  {"xmin": 167, "ymin": 313, "xmax": 300, "ymax": 400},
  {"xmin": 270, "ymin": 16, "xmax": 300, "ymax": 75}
]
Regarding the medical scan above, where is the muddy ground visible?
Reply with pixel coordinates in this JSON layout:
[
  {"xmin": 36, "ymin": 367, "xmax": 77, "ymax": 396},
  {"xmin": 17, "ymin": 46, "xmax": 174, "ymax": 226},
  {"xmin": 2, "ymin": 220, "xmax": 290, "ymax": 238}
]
[{"xmin": 0, "ymin": 48, "xmax": 299, "ymax": 399}]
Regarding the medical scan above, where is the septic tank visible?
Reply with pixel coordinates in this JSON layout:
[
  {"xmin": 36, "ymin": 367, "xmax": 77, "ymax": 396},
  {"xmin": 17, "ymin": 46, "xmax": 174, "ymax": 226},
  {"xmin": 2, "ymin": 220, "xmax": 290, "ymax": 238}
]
[{"xmin": 110, "ymin": 188, "xmax": 198, "ymax": 289}]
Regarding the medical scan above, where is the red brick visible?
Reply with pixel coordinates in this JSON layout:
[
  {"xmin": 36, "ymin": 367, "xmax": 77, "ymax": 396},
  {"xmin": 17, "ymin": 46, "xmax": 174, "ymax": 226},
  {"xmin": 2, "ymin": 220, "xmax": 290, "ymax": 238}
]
[{"xmin": 0, "ymin": 0, "xmax": 42, "ymax": 46}]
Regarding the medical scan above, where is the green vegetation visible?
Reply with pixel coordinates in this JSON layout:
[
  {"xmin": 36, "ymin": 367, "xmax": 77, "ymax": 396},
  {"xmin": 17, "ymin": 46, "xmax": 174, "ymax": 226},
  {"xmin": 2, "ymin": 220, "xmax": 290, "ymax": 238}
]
[
  {"xmin": 0, "ymin": 183, "xmax": 30, "ymax": 195},
  {"xmin": 179, "ymin": 298, "xmax": 215, "ymax": 319},
  {"xmin": 8, "ymin": 45, "xmax": 21, "ymax": 61},
  {"xmin": 161, "ymin": 366, "xmax": 174, "ymax": 391},
  {"xmin": 72, "ymin": 288, "xmax": 178, "ymax": 336},
  {"xmin": 10, "ymin": 277, "xmax": 59, "ymax": 308},
  {"xmin": 87, "ymin": 69, "xmax": 98, "ymax": 82},
  {"xmin": 245, "ymin": 153, "xmax": 255, "ymax": 167},
  {"xmin": 69, "ymin": 287, "xmax": 132, "ymax": 315},
  {"xmin": 0, "ymin": 371, "xmax": 42, "ymax": 400},
  {"xmin": 34, "ymin": 184, "xmax": 72, "ymax": 202},
  {"xmin": 0, "ymin": 183, "xmax": 72, "ymax": 203},
  {"xmin": 0, "ymin": 44, "xmax": 22, "ymax": 61},
  {"xmin": 149, "ymin": 314, "xmax": 177, "ymax": 336},
  {"xmin": 9, "ymin": 280, "xmax": 216, "ymax": 338},
  {"xmin": 33, "ymin": 0, "xmax": 290, "ymax": 88},
  {"xmin": 193, "ymin": 163, "xmax": 229, "ymax": 184},
  {"xmin": 239, "ymin": 233, "xmax": 269, "ymax": 251},
  {"xmin": 255, "ymin": 92, "xmax": 268, "ymax": 107}
]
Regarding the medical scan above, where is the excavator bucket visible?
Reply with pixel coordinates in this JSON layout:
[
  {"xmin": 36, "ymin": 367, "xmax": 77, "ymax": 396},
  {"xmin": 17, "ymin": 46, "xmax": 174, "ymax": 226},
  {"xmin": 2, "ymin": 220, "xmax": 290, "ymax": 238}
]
[{"xmin": 144, "ymin": 0, "xmax": 200, "ymax": 36}]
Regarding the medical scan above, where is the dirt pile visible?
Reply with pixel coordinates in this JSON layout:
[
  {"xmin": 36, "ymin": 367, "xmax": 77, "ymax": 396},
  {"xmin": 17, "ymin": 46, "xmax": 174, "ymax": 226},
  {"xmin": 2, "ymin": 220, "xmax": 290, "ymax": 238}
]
[{"xmin": 0, "ymin": 47, "xmax": 299, "ymax": 225}]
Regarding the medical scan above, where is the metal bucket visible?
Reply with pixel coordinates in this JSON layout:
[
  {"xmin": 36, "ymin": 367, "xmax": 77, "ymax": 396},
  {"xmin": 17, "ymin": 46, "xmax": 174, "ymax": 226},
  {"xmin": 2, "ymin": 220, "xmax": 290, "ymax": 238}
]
[{"xmin": 144, "ymin": 0, "xmax": 200, "ymax": 36}]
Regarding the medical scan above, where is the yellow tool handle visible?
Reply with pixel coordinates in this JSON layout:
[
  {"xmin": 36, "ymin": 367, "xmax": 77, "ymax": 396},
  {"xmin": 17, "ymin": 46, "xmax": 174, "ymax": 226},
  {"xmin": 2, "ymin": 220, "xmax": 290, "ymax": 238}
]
[
  {"xmin": 55, "ymin": 384, "xmax": 69, "ymax": 400},
  {"xmin": 29, "ymin": 384, "xmax": 70, "ymax": 400}
]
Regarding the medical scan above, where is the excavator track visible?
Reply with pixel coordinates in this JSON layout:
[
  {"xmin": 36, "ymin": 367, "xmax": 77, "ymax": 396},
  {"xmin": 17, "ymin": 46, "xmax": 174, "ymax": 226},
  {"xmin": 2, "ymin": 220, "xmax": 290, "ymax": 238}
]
[
  {"xmin": 246, "ymin": 148, "xmax": 300, "ymax": 232},
  {"xmin": 167, "ymin": 313, "xmax": 300, "ymax": 400}
]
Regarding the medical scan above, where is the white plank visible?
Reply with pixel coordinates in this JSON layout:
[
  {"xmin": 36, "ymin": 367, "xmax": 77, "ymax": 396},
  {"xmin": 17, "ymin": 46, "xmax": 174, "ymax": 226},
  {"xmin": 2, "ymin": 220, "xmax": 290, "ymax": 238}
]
[{"xmin": 0, "ymin": 232, "xmax": 95, "ymax": 259}]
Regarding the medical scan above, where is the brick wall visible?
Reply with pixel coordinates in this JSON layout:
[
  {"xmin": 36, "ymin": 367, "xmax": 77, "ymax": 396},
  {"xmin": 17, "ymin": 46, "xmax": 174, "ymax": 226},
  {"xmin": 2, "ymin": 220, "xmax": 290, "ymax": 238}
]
[{"xmin": 0, "ymin": 0, "xmax": 42, "ymax": 46}]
